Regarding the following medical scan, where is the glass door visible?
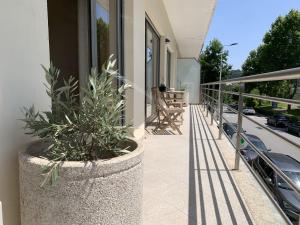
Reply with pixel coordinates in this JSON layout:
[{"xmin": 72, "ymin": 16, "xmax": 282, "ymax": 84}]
[
  {"xmin": 166, "ymin": 50, "xmax": 171, "ymax": 88},
  {"xmin": 145, "ymin": 20, "xmax": 160, "ymax": 122}
]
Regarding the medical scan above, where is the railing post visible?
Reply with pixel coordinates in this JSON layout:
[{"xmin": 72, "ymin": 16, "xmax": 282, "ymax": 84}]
[
  {"xmin": 218, "ymin": 84, "xmax": 224, "ymax": 139},
  {"xmin": 201, "ymin": 86, "xmax": 205, "ymax": 110},
  {"xmin": 210, "ymin": 85, "xmax": 215, "ymax": 125},
  {"xmin": 234, "ymin": 83, "xmax": 244, "ymax": 170},
  {"xmin": 206, "ymin": 85, "xmax": 209, "ymax": 117}
]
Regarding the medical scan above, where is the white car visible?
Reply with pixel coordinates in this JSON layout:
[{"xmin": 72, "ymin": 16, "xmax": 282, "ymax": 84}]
[{"xmin": 243, "ymin": 107, "xmax": 256, "ymax": 115}]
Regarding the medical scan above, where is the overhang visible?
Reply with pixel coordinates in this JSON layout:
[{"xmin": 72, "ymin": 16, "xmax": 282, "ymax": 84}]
[{"xmin": 162, "ymin": 0, "xmax": 217, "ymax": 58}]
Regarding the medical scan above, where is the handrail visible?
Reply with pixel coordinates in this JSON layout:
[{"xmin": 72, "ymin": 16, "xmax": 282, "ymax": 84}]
[
  {"xmin": 222, "ymin": 103, "xmax": 300, "ymax": 149},
  {"xmin": 200, "ymin": 67, "xmax": 300, "ymax": 224},
  {"xmin": 201, "ymin": 67, "xmax": 300, "ymax": 85},
  {"xmin": 242, "ymin": 93, "xmax": 300, "ymax": 107}
]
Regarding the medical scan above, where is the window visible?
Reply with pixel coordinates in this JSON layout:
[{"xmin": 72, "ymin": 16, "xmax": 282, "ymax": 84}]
[
  {"xmin": 145, "ymin": 19, "xmax": 160, "ymax": 121},
  {"xmin": 91, "ymin": 0, "xmax": 123, "ymax": 74},
  {"xmin": 166, "ymin": 50, "xmax": 171, "ymax": 88},
  {"xmin": 47, "ymin": 0, "xmax": 124, "ymax": 120},
  {"xmin": 258, "ymin": 157, "xmax": 273, "ymax": 177},
  {"xmin": 48, "ymin": 0, "xmax": 123, "ymax": 85},
  {"xmin": 47, "ymin": 0, "xmax": 80, "ymax": 83}
]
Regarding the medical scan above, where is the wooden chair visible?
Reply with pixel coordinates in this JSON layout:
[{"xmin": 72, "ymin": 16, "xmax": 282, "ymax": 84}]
[
  {"xmin": 152, "ymin": 88, "xmax": 184, "ymax": 135},
  {"xmin": 162, "ymin": 93, "xmax": 184, "ymax": 122}
]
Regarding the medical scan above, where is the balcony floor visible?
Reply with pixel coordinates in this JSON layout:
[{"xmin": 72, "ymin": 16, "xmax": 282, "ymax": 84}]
[
  {"xmin": 143, "ymin": 105, "xmax": 253, "ymax": 225},
  {"xmin": 143, "ymin": 105, "xmax": 288, "ymax": 225}
]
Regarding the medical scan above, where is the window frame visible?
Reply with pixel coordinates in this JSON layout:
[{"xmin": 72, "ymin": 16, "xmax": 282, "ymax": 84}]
[
  {"xmin": 166, "ymin": 49, "xmax": 171, "ymax": 88},
  {"xmin": 145, "ymin": 17, "xmax": 161, "ymax": 122}
]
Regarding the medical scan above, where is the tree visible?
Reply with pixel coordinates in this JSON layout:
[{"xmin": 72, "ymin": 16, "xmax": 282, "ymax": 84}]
[
  {"xmin": 242, "ymin": 10, "xmax": 300, "ymax": 108},
  {"xmin": 97, "ymin": 18, "xmax": 109, "ymax": 69},
  {"xmin": 200, "ymin": 39, "xmax": 232, "ymax": 84}
]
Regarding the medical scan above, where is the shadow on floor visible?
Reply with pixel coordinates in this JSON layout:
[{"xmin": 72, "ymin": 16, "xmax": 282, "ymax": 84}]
[{"xmin": 188, "ymin": 105, "xmax": 254, "ymax": 225}]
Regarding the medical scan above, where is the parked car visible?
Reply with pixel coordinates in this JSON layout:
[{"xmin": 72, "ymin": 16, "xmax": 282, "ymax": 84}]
[
  {"xmin": 222, "ymin": 123, "xmax": 245, "ymax": 138},
  {"xmin": 231, "ymin": 133, "xmax": 270, "ymax": 164},
  {"xmin": 287, "ymin": 122, "xmax": 300, "ymax": 137},
  {"xmin": 243, "ymin": 107, "xmax": 256, "ymax": 115},
  {"xmin": 253, "ymin": 152, "xmax": 300, "ymax": 221},
  {"xmin": 267, "ymin": 114, "xmax": 289, "ymax": 127},
  {"xmin": 228, "ymin": 104, "xmax": 238, "ymax": 111}
]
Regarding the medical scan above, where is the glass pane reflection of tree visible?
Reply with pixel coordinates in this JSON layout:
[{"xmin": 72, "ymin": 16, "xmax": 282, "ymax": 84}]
[{"xmin": 96, "ymin": 0, "xmax": 109, "ymax": 71}]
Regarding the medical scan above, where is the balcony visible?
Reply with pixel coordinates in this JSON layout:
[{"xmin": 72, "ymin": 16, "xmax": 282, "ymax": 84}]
[
  {"xmin": 143, "ymin": 68, "xmax": 300, "ymax": 225},
  {"xmin": 143, "ymin": 104, "xmax": 289, "ymax": 225}
]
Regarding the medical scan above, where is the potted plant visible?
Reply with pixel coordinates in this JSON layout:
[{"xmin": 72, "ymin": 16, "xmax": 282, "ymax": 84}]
[{"xmin": 19, "ymin": 57, "xmax": 144, "ymax": 225}]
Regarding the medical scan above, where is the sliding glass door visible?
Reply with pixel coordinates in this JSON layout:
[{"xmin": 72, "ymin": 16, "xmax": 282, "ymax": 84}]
[{"xmin": 145, "ymin": 20, "xmax": 160, "ymax": 122}]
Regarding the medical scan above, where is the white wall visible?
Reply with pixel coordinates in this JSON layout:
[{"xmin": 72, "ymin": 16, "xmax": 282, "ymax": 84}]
[
  {"xmin": 177, "ymin": 59, "xmax": 201, "ymax": 104},
  {"xmin": 124, "ymin": 0, "xmax": 146, "ymax": 139},
  {"xmin": 0, "ymin": 1, "xmax": 50, "ymax": 224}
]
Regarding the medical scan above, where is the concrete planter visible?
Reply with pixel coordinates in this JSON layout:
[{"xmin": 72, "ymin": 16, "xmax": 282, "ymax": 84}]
[{"xmin": 19, "ymin": 139, "xmax": 143, "ymax": 225}]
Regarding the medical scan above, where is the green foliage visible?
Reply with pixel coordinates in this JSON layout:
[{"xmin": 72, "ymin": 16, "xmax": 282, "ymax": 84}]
[
  {"xmin": 22, "ymin": 56, "xmax": 131, "ymax": 186},
  {"xmin": 245, "ymin": 88, "xmax": 260, "ymax": 107},
  {"xmin": 97, "ymin": 18, "xmax": 109, "ymax": 70},
  {"xmin": 242, "ymin": 10, "xmax": 300, "ymax": 101},
  {"xmin": 200, "ymin": 39, "xmax": 232, "ymax": 84},
  {"xmin": 223, "ymin": 84, "xmax": 239, "ymax": 104},
  {"xmin": 255, "ymin": 102, "xmax": 300, "ymax": 122}
]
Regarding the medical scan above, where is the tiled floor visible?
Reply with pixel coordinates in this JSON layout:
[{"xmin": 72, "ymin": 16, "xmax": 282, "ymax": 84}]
[{"xmin": 143, "ymin": 105, "xmax": 254, "ymax": 225}]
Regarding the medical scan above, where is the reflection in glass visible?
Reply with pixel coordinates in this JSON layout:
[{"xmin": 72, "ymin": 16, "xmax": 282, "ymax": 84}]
[
  {"xmin": 278, "ymin": 171, "xmax": 300, "ymax": 190},
  {"xmin": 96, "ymin": 0, "xmax": 109, "ymax": 70},
  {"xmin": 145, "ymin": 22, "xmax": 160, "ymax": 121}
]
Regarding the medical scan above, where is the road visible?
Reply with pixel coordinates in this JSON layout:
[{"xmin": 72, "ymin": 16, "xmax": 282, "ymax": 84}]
[{"xmin": 222, "ymin": 108, "xmax": 300, "ymax": 162}]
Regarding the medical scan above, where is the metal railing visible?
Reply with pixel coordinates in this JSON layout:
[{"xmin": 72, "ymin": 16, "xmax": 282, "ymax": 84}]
[{"xmin": 200, "ymin": 67, "xmax": 300, "ymax": 225}]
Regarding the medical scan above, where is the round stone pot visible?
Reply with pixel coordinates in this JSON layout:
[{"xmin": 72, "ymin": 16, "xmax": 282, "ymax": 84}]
[{"xmin": 19, "ymin": 139, "xmax": 143, "ymax": 225}]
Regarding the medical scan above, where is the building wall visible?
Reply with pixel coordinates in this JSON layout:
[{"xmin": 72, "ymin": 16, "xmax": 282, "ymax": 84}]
[
  {"xmin": 124, "ymin": 0, "xmax": 146, "ymax": 139},
  {"xmin": 0, "ymin": 0, "xmax": 184, "ymax": 223},
  {"xmin": 124, "ymin": 0, "xmax": 180, "ymax": 138},
  {"xmin": 177, "ymin": 58, "xmax": 201, "ymax": 104},
  {"xmin": 0, "ymin": 0, "xmax": 50, "ymax": 224}
]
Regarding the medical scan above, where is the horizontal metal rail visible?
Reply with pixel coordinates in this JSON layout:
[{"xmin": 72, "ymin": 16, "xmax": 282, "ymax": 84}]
[
  {"xmin": 222, "ymin": 90, "xmax": 239, "ymax": 96},
  {"xmin": 201, "ymin": 92, "xmax": 300, "ymax": 199},
  {"xmin": 240, "ymin": 133, "xmax": 300, "ymax": 196},
  {"xmin": 215, "ymin": 116, "xmax": 293, "ymax": 225},
  {"xmin": 203, "ymin": 93, "xmax": 218, "ymax": 103},
  {"xmin": 242, "ymin": 93, "xmax": 300, "ymax": 107},
  {"xmin": 201, "ymin": 67, "xmax": 300, "ymax": 85},
  {"xmin": 202, "ymin": 87, "xmax": 219, "ymax": 92},
  {"xmin": 222, "ymin": 103, "xmax": 300, "ymax": 149},
  {"xmin": 242, "ymin": 113, "xmax": 300, "ymax": 149},
  {"xmin": 221, "ymin": 90, "xmax": 300, "ymax": 107},
  {"xmin": 201, "ymin": 103, "xmax": 294, "ymax": 224}
]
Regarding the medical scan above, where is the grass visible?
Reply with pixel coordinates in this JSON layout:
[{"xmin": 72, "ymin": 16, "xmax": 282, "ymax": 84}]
[
  {"xmin": 254, "ymin": 101, "xmax": 300, "ymax": 122},
  {"xmin": 293, "ymin": 93, "xmax": 300, "ymax": 100}
]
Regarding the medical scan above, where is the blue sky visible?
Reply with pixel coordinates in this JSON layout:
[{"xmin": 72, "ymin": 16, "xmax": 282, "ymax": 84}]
[
  {"xmin": 96, "ymin": 3, "xmax": 109, "ymax": 23},
  {"xmin": 203, "ymin": 0, "xmax": 300, "ymax": 70}
]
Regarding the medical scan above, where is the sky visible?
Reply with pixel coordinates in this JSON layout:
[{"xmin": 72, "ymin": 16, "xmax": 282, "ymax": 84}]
[
  {"xmin": 203, "ymin": 0, "xmax": 300, "ymax": 70},
  {"xmin": 96, "ymin": 3, "xmax": 109, "ymax": 23}
]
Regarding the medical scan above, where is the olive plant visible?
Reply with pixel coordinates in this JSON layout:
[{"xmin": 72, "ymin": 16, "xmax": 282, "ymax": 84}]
[{"xmin": 22, "ymin": 56, "xmax": 131, "ymax": 186}]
